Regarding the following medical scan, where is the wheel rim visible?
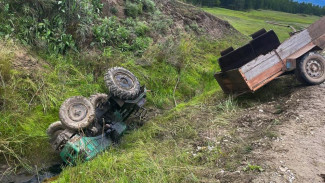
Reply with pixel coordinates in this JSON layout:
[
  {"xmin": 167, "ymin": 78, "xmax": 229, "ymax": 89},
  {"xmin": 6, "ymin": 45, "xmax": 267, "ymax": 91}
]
[
  {"xmin": 306, "ymin": 59, "xmax": 324, "ymax": 79},
  {"xmin": 113, "ymin": 72, "xmax": 135, "ymax": 90},
  {"xmin": 68, "ymin": 103, "xmax": 89, "ymax": 122}
]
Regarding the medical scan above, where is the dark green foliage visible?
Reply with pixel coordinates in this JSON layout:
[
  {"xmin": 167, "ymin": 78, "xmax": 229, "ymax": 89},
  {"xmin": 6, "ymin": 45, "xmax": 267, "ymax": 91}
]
[
  {"xmin": 125, "ymin": 1, "xmax": 142, "ymax": 18},
  {"xmin": 0, "ymin": 0, "xmax": 159, "ymax": 55},
  {"xmin": 125, "ymin": 0, "xmax": 156, "ymax": 18},
  {"xmin": 93, "ymin": 17, "xmax": 152, "ymax": 53},
  {"xmin": 0, "ymin": 0, "xmax": 103, "ymax": 54},
  {"xmin": 142, "ymin": 0, "xmax": 156, "ymax": 12},
  {"xmin": 184, "ymin": 0, "xmax": 325, "ymax": 16},
  {"xmin": 135, "ymin": 22, "xmax": 150, "ymax": 36}
]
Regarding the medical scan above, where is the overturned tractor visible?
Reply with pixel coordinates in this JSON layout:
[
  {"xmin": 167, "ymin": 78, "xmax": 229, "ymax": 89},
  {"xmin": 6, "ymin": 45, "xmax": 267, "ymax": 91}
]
[{"xmin": 47, "ymin": 67, "xmax": 147, "ymax": 164}]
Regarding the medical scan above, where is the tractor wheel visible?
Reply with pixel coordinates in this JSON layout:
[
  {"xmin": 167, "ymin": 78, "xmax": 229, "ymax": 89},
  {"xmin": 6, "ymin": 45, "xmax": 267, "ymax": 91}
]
[
  {"xmin": 47, "ymin": 121, "xmax": 65, "ymax": 141},
  {"xmin": 89, "ymin": 93, "xmax": 109, "ymax": 108},
  {"xmin": 104, "ymin": 67, "xmax": 140, "ymax": 100},
  {"xmin": 296, "ymin": 52, "xmax": 325, "ymax": 85},
  {"xmin": 59, "ymin": 96, "xmax": 95, "ymax": 130}
]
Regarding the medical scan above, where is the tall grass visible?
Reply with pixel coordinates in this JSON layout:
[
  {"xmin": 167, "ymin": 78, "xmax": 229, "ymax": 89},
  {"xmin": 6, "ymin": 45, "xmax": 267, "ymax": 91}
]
[{"xmin": 0, "ymin": 33, "xmax": 246, "ymax": 173}]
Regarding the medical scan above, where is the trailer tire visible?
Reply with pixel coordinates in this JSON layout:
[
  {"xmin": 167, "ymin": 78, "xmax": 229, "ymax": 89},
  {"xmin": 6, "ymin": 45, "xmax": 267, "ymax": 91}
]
[
  {"xmin": 297, "ymin": 53, "xmax": 325, "ymax": 85},
  {"xmin": 104, "ymin": 67, "xmax": 140, "ymax": 100},
  {"xmin": 59, "ymin": 96, "xmax": 95, "ymax": 130}
]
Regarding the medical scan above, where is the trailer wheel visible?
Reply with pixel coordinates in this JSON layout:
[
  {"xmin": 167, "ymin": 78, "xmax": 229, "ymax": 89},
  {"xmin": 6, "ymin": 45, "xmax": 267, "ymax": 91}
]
[
  {"xmin": 297, "ymin": 53, "xmax": 325, "ymax": 85},
  {"xmin": 104, "ymin": 67, "xmax": 140, "ymax": 100},
  {"xmin": 59, "ymin": 96, "xmax": 95, "ymax": 130}
]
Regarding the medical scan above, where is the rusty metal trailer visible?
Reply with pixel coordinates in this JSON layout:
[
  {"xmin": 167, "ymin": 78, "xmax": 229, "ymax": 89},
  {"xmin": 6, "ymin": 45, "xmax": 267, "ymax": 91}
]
[{"xmin": 215, "ymin": 16, "xmax": 325, "ymax": 94}]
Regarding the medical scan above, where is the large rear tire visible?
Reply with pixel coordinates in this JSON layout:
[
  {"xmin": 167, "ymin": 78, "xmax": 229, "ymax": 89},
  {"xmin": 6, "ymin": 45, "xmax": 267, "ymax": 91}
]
[
  {"xmin": 296, "ymin": 52, "xmax": 325, "ymax": 85},
  {"xmin": 104, "ymin": 67, "xmax": 140, "ymax": 100},
  {"xmin": 59, "ymin": 96, "xmax": 95, "ymax": 130}
]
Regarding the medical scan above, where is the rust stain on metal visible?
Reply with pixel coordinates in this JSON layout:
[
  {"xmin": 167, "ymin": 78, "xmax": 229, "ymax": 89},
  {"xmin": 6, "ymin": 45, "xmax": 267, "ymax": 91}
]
[
  {"xmin": 307, "ymin": 16, "xmax": 325, "ymax": 40},
  {"xmin": 287, "ymin": 42, "xmax": 316, "ymax": 60},
  {"xmin": 215, "ymin": 16, "xmax": 325, "ymax": 94},
  {"xmin": 313, "ymin": 34, "xmax": 325, "ymax": 49},
  {"xmin": 248, "ymin": 62, "xmax": 285, "ymax": 91}
]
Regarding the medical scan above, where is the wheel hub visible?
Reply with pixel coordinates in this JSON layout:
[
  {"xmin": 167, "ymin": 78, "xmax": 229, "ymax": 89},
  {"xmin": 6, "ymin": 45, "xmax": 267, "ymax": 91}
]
[
  {"xmin": 68, "ymin": 103, "xmax": 88, "ymax": 122},
  {"xmin": 306, "ymin": 59, "xmax": 324, "ymax": 78},
  {"xmin": 114, "ymin": 72, "xmax": 135, "ymax": 90}
]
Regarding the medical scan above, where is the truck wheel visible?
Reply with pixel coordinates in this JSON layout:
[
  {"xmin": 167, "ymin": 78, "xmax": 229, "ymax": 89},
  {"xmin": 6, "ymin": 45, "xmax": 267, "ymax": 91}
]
[
  {"xmin": 59, "ymin": 96, "xmax": 95, "ymax": 130},
  {"xmin": 89, "ymin": 93, "xmax": 109, "ymax": 108},
  {"xmin": 297, "ymin": 53, "xmax": 325, "ymax": 85},
  {"xmin": 104, "ymin": 67, "xmax": 140, "ymax": 100},
  {"xmin": 47, "ymin": 121, "xmax": 65, "ymax": 141}
]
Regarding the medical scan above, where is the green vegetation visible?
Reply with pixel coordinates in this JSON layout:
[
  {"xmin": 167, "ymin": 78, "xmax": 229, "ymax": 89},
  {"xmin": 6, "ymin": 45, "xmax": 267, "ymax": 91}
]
[
  {"xmin": 243, "ymin": 163, "xmax": 264, "ymax": 172},
  {"xmin": 0, "ymin": 1, "xmax": 320, "ymax": 182},
  {"xmin": 204, "ymin": 8, "xmax": 319, "ymax": 41},
  {"xmin": 0, "ymin": 0, "xmax": 159, "ymax": 54}
]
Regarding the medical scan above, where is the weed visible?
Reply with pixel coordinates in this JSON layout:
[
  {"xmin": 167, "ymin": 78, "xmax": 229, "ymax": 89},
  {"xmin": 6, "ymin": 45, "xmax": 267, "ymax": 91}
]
[
  {"xmin": 125, "ymin": 1, "xmax": 142, "ymax": 18},
  {"xmin": 135, "ymin": 22, "xmax": 150, "ymax": 36},
  {"xmin": 243, "ymin": 163, "xmax": 264, "ymax": 172},
  {"xmin": 216, "ymin": 96, "xmax": 238, "ymax": 113},
  {"xmin": 110, "ymin": 6, "xmax": 118, "ymax": 15}
]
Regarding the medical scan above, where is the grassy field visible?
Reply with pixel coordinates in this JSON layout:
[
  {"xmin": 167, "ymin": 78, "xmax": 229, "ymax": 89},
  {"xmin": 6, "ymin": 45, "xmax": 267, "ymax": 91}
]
[{"xmin": 204, "ymin": 8, "xmax": 320, "ymax": 42}]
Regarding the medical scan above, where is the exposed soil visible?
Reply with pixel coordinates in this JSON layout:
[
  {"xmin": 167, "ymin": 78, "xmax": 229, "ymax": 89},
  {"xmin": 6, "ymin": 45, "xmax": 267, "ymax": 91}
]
[
  {"xmin": 0, "ymin": 42, "xmax": 48, "ymax": 74},
  {"xmin": 155, "ymin": 0, "xmax": 236, "ymax": 39},
  {"xmin": 100, "ymin": 0, "xmax": 237, "ymax": 40},
  {"xmin": 233, "ymin": 78, "xmax": 325, "ymax": 183},
  {"xmin": 101, "ymin": 0, "xmax": 125, "ymax": 18}
]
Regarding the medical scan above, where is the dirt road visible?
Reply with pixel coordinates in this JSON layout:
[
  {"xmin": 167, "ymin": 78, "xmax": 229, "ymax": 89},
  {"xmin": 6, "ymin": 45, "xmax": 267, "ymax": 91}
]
[{"xmin": 246, "ymin": 84, "xmax": 325, "ymax": 182}]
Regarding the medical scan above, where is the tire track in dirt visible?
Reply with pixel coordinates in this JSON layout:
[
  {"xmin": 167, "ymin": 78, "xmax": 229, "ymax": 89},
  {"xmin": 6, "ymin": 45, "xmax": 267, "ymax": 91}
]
[{"xmin": 251, "ymin": 85, "xmax": 325, "ymax": 183}]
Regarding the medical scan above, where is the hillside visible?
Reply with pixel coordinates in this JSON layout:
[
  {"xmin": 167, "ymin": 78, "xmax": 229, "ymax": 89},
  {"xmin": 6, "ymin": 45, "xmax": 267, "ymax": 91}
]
[
  {"xmin": 0, "ymin": 0, "xmax": 242, "ymax": 182},
  {"xmin": 0, "ymin": 1, "xmax": 324, "ymax": 183}
]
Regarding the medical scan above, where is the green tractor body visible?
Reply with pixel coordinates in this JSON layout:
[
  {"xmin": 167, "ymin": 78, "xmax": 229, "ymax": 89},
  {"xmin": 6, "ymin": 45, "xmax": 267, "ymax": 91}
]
[
  {"xmin": 60, "ymin": 121, "xmax": 127, "ymax": 164},
  {"xmin": 46, "ymin": 67, "xmax": 147, "ymax": 165}
]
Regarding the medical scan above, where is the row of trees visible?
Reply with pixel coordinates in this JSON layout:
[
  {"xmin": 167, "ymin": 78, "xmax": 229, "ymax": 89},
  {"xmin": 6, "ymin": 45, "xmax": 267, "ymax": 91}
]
[{"xmin": 184, "ymin": 0, "xmax": 325, "ymax": 16}]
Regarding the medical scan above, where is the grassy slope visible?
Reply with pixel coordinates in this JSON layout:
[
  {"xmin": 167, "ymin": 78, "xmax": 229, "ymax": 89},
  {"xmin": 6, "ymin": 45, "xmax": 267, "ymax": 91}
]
[
  {"xmin": 0, "ymin": 6, "xmax": 319, "ymax": 182},
  {"xmin": 54, "ymin": 9, "xmax": 320, "ymax": 183},
  {"xmin": 204, "ymin": 8, "xmax": 319, "ymax": 42},
  {"xmin": 0, "ymin": 34, "xmax": 244, "ymax": 171}
]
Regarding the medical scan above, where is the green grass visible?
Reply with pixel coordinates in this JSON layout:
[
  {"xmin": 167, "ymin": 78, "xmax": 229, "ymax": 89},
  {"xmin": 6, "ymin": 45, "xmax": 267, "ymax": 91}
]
[
  {"xmin": 0, "ymin": 7, "xmax": 321, "ymax": 183},
  {"xmin": 54, "ymin": 8, "xmax": 321, "ymax": 182},
  {"xmin": 0, "ymin": 41, "xmax": 106, "ymax": 170},
  {"xmin": 0, "ymin": 34, "xmax": 244, "ymax": 173},
  {"xmin": 203, "ymin": 8, "xmax": 320, "ymax": 42}
]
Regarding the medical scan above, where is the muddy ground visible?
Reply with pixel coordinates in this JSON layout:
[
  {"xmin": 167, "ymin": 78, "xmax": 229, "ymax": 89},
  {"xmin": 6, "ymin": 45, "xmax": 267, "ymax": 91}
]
[{"xmin": 233, "ymin": 77, "xmax": 325, "ymax": 183}]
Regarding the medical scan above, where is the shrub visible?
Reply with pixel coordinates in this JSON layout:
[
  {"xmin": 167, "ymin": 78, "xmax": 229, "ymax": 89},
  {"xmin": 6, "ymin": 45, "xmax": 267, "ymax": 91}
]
[
  {"xmin": 93, "ymin": 17, "xmax": 134, "ymax": 51},
  {"xmin": 110, "ymin": 6, "xmax": 118, "ymax": 15},
  {"xmin": 142, "ymin": 0, "xmax": 156, "ymax": 13},
  {"xmin": 125, "ymin": 2, "xmax": 141, "ymax": 18},
  {"xmin": 135, "ymin": 22, "xmax": 150, "ymax": 36},
  {"xmin": 0, "ymin": 0, "xmax": 102, "ymax": 54},
  {"xmin": 131, "ymin": 37, "xmax": 152, "ymax": 53},
  {"xmin": 151, "ymin": 13, "xmax": 173, "ymax": 34}
]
